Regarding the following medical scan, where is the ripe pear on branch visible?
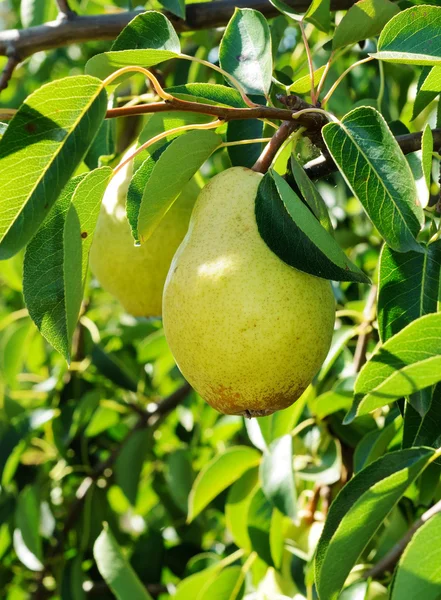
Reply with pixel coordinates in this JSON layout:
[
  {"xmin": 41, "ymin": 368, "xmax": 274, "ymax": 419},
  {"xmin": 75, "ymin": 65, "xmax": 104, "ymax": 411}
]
[
  {"xmin": 89, "ymin": 148, "xmax": 199, "ymax": 317},
  {"xmin": 163, "ymin": 167, "xmax": 335, "ymax": 417}
]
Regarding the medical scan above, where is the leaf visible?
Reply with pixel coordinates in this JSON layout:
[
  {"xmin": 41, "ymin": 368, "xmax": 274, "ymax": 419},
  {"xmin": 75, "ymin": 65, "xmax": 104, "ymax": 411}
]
[
  {"xmin": 128, "ymin": 130, "xmax": 221, "ymax": 243},
  {"xmin": 260, "ymin": 435, "xmax": 296, "ymax": 519},
  {"xmin": 407, "ymin": 150, "xmax": 430, "ymax": 210},
  {"xmin": 332, "ymin": 0, "xmax": 400, "ymax": 50},
  {"xmin": 347, "ymin": 313, "xmax": 441, "ymax": 423},
  {"xmin": 187, "ymin": 446, "xmax": 261, "ymax": 522},
  {"xmin": 226, "ymin": 468, "xmax": 259, "ymax": 551},
  {"xmin": 0, "ymin": 75, "xmax": 107, "ymax": 259},
  {"xmin": 219, "ymin": 8, "xmax": 273, "ymax": 97},
  {"xmin": 23, "ymin": 167, "xmax": 112, "ymax": 361},
  {"xmin": 247, "ymin": 487, "xmax": 274, "ymax": 566},
  {"xmin": 322, "ymin": 106, "xmax": 423, "ymax": 252},
  {"xmin": 112, "ymin": 11, "xmax": 180, "ymax": 53},
  {"xmin": 391, "ymin": 512, "xmax": 441, "ymax": 600},
  {"xmin": 198, "ymin": 566, "xmax": 243, "ymax": 600},
  {"xmin": 255, "ymin": 170, "xmax": 369, "ymax": 282},
  {"xmin": 374, "ymin": 6, "xmax": 441, "ymax": 65},
  {"xmin": 289, "ymin": 155, "xmax": 333, "ymax": 233},
  {"xmin": 166, "ymin": 83, "xmax": 246, "ymax": 108},
  {"xmin": 268, "ymin": 0, "xmax": 302, "ymax": 20},
  {"xmin": 15, "ymin": 486, "xmax": 43, "ymax": 571},
  {"xmin": 410, "ymin": 383, "xmax": 441, "ymax": 448},
  {"xmin": 84, "ymin": 119, "xmax": 115, "ymax": 170},
  {"xmin": 412, "ymin": 67, "xmax": 441, "ymax": 120},
  {"xmin": 20, "ymin": 0, "xmax": 56, "ymax": 27},
  {"xmin": 115, "ymin": 429, "xmax": 149, "ymax": 505},
  {"xmin": 166, "ymin": 449, "xmax": 195, "ymax": 513},
  {"xmin": 157, "ymin": 0, "xmax": 186, "ymax": 20},
  {"xmin": 304, "ymin": 0, "xmax": 331, "ymax": 33},
  {"xmin": 315, "ymin": 447, "xmax": 435, "ymax": 600},
  {"xmin": 85, "ymin": 49, "xmax": 179, "ymax": 80},
  {"xmin": 289, "ymin": 65, "xmax": 326, "ymax": 94},
  {"xmin": 297, "ymin": 437, "xmax": 342, "ymax": 485},
  {"xmin": 94, "ymin": 525, "xmax": 153, "ymax": 600},
  {"xmin": 378, "ymin": 241, "xmax": 441, "ymax": 342},
  {"xmin": 422, "ymin": 125, "xmax": 433, "ymax": 196},
  {"xmin": 226, "ymin": 119, "xmax": 264, "ymax": 168},
  {"xmin": 354, "ymin": 411, "xmax": 402, "ymax": 472}
]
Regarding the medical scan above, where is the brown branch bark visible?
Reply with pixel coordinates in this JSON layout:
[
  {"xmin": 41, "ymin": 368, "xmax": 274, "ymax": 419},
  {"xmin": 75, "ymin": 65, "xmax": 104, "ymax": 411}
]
[
  {"xmin": 0, "ymin": 0, "xmax": 356, "ymax": 60},
  {"xmin": 252, "ymin": 120, "xmax": 298, "ymax": 173},
  {"xmin": 0, "ymin": 54, "xmax": 20, "ymax": 94},
  {"xmin": 55, "ymin": 0, "xmax": 76, "ymax": 19}
]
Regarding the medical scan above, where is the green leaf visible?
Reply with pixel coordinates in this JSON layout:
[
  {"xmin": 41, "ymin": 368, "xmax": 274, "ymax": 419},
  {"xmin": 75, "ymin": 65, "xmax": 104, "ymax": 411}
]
[
  {"xmin": 94, "ymin": 525, "xmax": 153, "ymax": 600},
  {"xmin": 247, "ymin": 486, "xmax": 274, "ymax": 565},
  {"xmin": 422, "ymin": 125, "xmax": 433, "ymax": 196},
  {"xmin": 374, "ymin": 6, "xmax": 441, "ymax": 65},
  {"xmin": 260, "ymin": 435, "xmax": 296, "ymax": 519},
  {"xmin": 391, "ymin": 512, "xmax": 441, "ymax": 599},
  {"xmin": 84, "ymin": 119, "xmax": 115, "ymax": 170},
  {"xmin": 289, "ymin": 155, "xmax": 333, "ymax": 234},
  {"xmin": 188, "ymin": 446, "xmax": 261, "ymax": 522},
  {"xmin": 354, "ymin": 412, "xmax": 402, "ymax": 472},
  {"xmin": 157, "ymin": 0, "xmax": 186, "ymax": 19},
  {"xmin": 166, "ymin": 83, "xmax": 246, "ymax": 108},
  {"xmin": 411, "ymin": 383, "xmax": 441, "ymax": 448},
  {"xmin": 20, "ymin": 0, "xmax": 56, "ymax": 27},
  {"xmin": 226, "ymin": 119, "xmax": 264, "ymax": 168},
  {"xmin": 323, "ymin": 106, "xmax": 423, "ymax": 252},
  {"xmin": 289, "ymin": 65, "xmax": 326, "ymax": 94},
  {"xmin": 378, "ymin": 242, "xmax": 441, "ymax": 342},
  {"xmin": 112, "ymin": 11, "xmax": 180, "ymax": 53},
  {"xmin": 407, "ymin": 149, "xmax": 430, "ymax": 210},
  {"xmin": 315, "ymin": 448, "xmax": 435, "ymax": 600},
  {"xmin": 174, "ymin": 568, "xmax": 218, "ymax": 600},
  {"xmin": 0, "ymin": 75, "xmax": 107, "ymax": 259},
  {"xmin": 129, "ymin": 130, "xmax": 221, "ymax": 243},
  {"xmin": 297, "ymin": 436, "xmax": 342, "ymax": 485},
  {"xmin": 85, "ymin": 49, "xmax": 179, "ymax": 80},
  {"xmin": 304, "ymin": 0, "xmax": 331, "ymax": 33},
  {"xmin": 268, "ymin": 0, "xmax": 302, "ymax": 20},
  {"xmin": 166, "ymin": 449, "xmax": 195, "ymax": 513},
  {"xmin": 313, "ymin": 389, "xmax": 353, "ymax": 419},
  {"xmin": 15, "ymin": 486, "xmax": 43, "ymax": 571},
  {"xmin": 198, "ymin": 566, "xmax": 243, "ymax": 600},
  {"xmin": 115, "ymin": 429, "xmax": 149, "ymax": 505},
  {"xmin": 332, "ymin": 0, "xmax": 399, "ymax": 50},
  {"xmin": 347, "ymin": 313, "xmax": 441, "ymax": 422},
  {"xmin": 226, "ymin": 468, "xmax": 259, "ymax": 551},
  {"xmin": 255, "ymin": 170, "xmax": 369, "ymax": 282},
  {"xmin": 219, "ymin": 8, "xmax": 273, "ymax": 97},
  {"xmin": 23, "ymin": 167, "xmax": 112, "ymax": 361},
  {"xmin": 412, "ymin": 67, "xmax": 441, "ymax": 120}
]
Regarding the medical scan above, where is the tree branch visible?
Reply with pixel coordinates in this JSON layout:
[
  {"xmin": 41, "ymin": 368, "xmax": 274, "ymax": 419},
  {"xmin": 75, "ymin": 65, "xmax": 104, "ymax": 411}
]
[
  {"xmin": 364, "ymin": 497, "xmax": 441, "ymax": 579},
  {"xmin": 0, "ymin": 54, "xmax": 20, "ymax": 94},
  {"xmin": 0, "ymin": 0, "xmax": 356, "ymax": 60},
  {"xmin": 55, "ymin": 0, "xmax": 76, "ymax": 19},
  {"xmin": 252, "ymin": 120, "xmax": 298, "ymax": 173}
]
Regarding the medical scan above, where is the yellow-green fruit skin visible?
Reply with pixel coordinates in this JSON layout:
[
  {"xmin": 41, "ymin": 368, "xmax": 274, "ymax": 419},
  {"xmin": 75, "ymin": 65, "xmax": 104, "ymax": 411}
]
[
  {"xmin": 163, "ymin": 167, "xmax": 336, "ymax": 416},
  {"xmin": 89, "ymin": 152, "xmax": 198, "ymax": 317}
]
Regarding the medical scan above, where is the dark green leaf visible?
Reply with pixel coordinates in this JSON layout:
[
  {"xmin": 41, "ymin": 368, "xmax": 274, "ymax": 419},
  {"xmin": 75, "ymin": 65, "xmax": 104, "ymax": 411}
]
[
  {"xmin": 304, "ymin": 0, "xmax": 331, "ymax": 33},
  {"xmin": 323, "ymin": 106, "xmax": 423, "ymax": 252},
  {"xmin": 166, "ymin": 83, "xmax": 246, "ymax": 107},
  {"xmin": 225, "ymin": 468, "xmax": 259, "ymax": 551},
  {"xmin": 15, "ymin": 486, "xmax": 43, "ymax": 571},
  {"xmin": 412, "ymin": 67, "xmax": 441, "ymax": 120},
  {"xmin": 354, "ymin": 412, "xmax": 402, "ymax": 472},
  {"xmin": 0, "ymin": 76, "xmax": 107, "ymax": 259},
  {"xmin": 115, "ymin": 429, "xmax": 150, "ymax": 505},
  {"xmin": 247, "ymin": 486, "xmax": 274, "ymax": 566},
  {"xmin": 255, "ymin": 170, "xmax": 369, "ymax": 282},
  {"xmin": 157, "ymin": 0, "xmax": 186, "ymax": 19},
  {"xmin": 111, "ymin": 11, "xmax": 180, "ymax": 53},
  {"xmin": 226, "ymin": 119, "xmax": 264, "ymax": 168}
]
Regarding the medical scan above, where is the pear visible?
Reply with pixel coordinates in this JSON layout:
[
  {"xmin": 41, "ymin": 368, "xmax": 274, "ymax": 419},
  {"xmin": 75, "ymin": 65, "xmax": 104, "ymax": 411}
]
[
  {"xmin": 89, "ymin": 149, "xmax": 199, "ymax": 317},
  {"xmin": 163, "ymin": 167, "xmax": 335, "ymax": 417}
]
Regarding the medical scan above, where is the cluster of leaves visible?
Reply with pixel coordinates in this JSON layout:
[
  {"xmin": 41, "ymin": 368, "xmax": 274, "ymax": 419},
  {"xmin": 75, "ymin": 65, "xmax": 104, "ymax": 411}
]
[{"xmin": 1, "ymin": 0, "xmax": 441, "ymax": 599}]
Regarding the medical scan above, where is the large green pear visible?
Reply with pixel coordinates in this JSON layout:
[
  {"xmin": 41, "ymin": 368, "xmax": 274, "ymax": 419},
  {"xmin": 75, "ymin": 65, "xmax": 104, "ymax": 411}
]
[
  {"xmin": 163, "ymin": 167, "xmax": 335, "ymax": 417},
  {"xmin": 89, "ymin": 150, "xmax": 199, "ymax": 317}
]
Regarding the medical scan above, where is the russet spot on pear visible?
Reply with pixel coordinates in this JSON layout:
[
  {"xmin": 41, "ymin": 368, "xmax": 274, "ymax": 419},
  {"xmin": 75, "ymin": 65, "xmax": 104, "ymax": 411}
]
[{"xmin": 163, "ymin": 167, "xmax": 336, "ymax": 417}]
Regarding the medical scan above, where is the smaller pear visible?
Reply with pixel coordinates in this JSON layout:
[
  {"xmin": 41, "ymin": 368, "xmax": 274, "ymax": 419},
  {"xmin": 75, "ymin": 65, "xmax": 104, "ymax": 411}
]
[
  {"xmin": 89, "ymin": 149, "xmax": 199, "ymax": 317},
  {"xmin": 163, "ymin": 167, "xmax": 335, "ymax": 417}
]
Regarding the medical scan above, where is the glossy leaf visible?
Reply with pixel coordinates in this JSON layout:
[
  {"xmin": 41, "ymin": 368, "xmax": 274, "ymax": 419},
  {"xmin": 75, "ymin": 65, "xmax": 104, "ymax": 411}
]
[
  {"xmin": 354, "ymin": 412, "xmax": 402, "ymax": 472},
  {"xmin": 255, "ymin": 170, "xmax": 369, "ymax": 282},
  {"xmin": 315, "ymin": 448, "xmax": 435, "ymax": 600},
  {"xmin": 115, "ymin": 429, "xmax": 149, "ymax": 505},
  {"xmin": 226, "ymin": 119, "xmax": 264, "ymax": 169},
  {"xmin": 94, "ymin": 526, "xmax": 153, "ymax": 600},
  {"xmin": 332, "ymin": 0, "xmax": 399, "ymax": 50},
  {"xmin": 23, "ymin": 167, "xmax": 111, "ymax": 361},
  {"xmin": 188, "ymin": 446, "xmax": 261, "ymax": 522},
  {"xmin": 157, "ymin": 0, "xmax": 186, "ymax": 19},
  {"xmin": 15, "ymin": 486, "xmax": 43, "ymax": 571},
  {"xmin": 304, "ymin": 0, "xmax": 330, "ymax": 33},
  {"xmin": 128, "ymin": 130, "xmax": 221, "ymax": 243},
  {"xmin": 289, "ymin": 66, "xmax": 326, "ymax": 94},
  {"xmin": 198, "ymin": 566, "xmax": 243, "ymax": 600},
  {"xmin": 347, "ymin": 313, "xmax": 441, "ymax": 422},
  {"xmin": 412, "ymin": 67, "xmax": 441, "ymax": 120},
  {"xmin": 392, "ymin": 512, "xmax": 441, "ymax": 600},
  {"xmin": 411, "ymin": 383, "xmax": 441, "ymax": 448},
  {"xmin": 323, "ymin": 106, "xmax": 423, "ymax": 252},
  {"xmin": 85, "ymin": 49, "xmax": 179, "ymax": 80},
  {"xmin": 226, "ymin": 468, "xmax": 259, "ymax": 551},
  {"xmin": 374, "ymin": 6, "xmax": 441, "ymax": 65},
  {"xmin": 0, "ymin": 75, "xmax": 107, "ymax": 259},
  {"xmin": 378, "ymin": 242, "xmax": 441, "ymax": 343},
  {"xmin": 219, "ymin": 8, "xmax": 272, "ymax": 97},
  {"xmin": 260, "ymin": 435, "xmax": 296, "ymax": 519},
  {"xmin": 297, "ymin": 437, "xmax": 342, "ymax": 485},
  {"xmin": 166, "ymin": 83, "xmax": 246, "ymax": 107},
  {"xmin": 112, "ymin": 11, "xmax": 180, "ymax": 52},
  {"xmin": 247, "ymin": 487, "xmax": 274, "ymax": 565}
]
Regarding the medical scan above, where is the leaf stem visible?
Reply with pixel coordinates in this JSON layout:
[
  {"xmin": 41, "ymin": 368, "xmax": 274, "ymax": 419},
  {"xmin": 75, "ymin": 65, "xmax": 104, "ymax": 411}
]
[
  {"xmin": 315, "ymin": 53, "xmax": 334, "ymax": 101},
  {"xmin": 102, "ymin": 65, "xmax": 174, "ymax": 102},
  {"xmin": 179, "ymin": 53, "xmax": 257, "ymax": 108},
  {"xmin": 299, "ymin": 20, "xmax": 317, "ymax": 105},
  {"xmin": 221, "ymin": 137, "xmax": 272, "ymax": 147},
  {"xmin": 321, "ymin": 56, "xmax": 375, "ymax": 106},
  {"xmin": 112, "ymin": 119, "xmax": 223, "ymax": 176}
]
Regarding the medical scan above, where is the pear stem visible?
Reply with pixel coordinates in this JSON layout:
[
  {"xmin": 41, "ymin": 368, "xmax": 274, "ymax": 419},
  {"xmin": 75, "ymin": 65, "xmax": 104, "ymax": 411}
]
[{"xmin": 251, "ymin": 120, "xmax": 299, "ymax": 174}]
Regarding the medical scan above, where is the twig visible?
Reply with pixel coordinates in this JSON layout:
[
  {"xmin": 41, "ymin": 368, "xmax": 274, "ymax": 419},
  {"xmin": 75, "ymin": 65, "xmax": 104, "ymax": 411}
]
[
  {"xmin": 353, "ymin": 284, "xmax": 377, "ymax": 373},
  {"xmin": 252, "ymin": 120, "xmax": 299, "ymax": 173},
  {"xmin": 0, "ymin": 53, "xmax": 20, "ymax": 94},
  {"xmin": 299, "ymin": 21, "xmax": 317, "ymax": 104},
  {"xmin": 364, "ymin": 497, "xmax": 441, "ymax": 579},
  {"xmin": 55, "ymin": 0, "xmax": 76, "ymax": 19},
  {"xmin": 0, "ymin": 0, "xmax": 357, "ymax": 60}
]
